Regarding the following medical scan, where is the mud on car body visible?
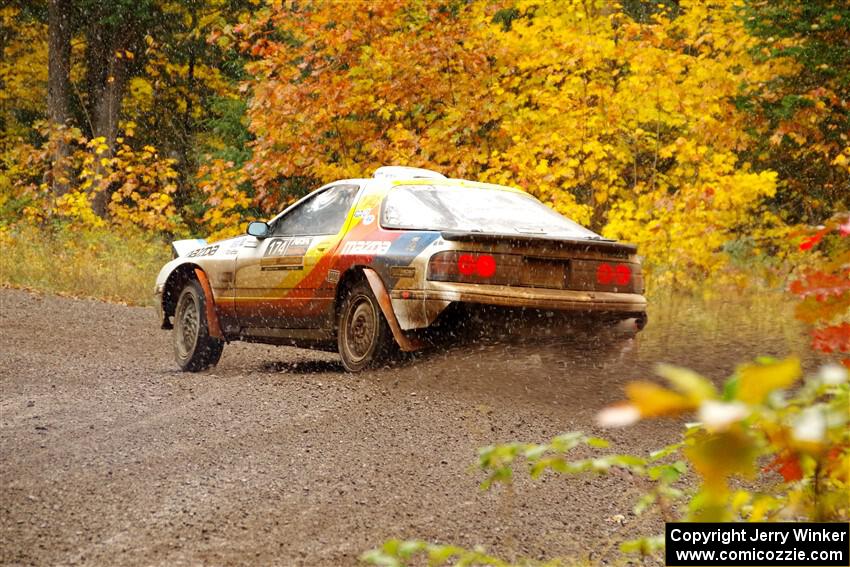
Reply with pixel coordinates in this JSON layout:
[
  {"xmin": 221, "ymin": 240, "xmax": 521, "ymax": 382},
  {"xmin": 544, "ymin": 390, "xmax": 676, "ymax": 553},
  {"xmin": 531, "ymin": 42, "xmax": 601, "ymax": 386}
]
[{"xmin": 154, "ymin": 166, "xmax": 648, "ymax": 372}]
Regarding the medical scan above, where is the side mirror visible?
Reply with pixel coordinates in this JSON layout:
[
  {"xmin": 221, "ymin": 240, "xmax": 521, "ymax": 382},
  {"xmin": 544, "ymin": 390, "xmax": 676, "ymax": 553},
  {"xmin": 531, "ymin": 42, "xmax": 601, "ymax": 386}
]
[{"xmin": 246, "ymin": 221, "xmax": 270, "ymax": 239}]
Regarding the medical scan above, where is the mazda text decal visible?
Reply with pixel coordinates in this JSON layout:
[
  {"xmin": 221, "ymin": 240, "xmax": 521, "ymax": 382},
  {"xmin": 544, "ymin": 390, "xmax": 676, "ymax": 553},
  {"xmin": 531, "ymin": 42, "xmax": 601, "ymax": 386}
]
[{"xmin": 341, "ymin": 241, "xmax": 392, "ymax": 255}]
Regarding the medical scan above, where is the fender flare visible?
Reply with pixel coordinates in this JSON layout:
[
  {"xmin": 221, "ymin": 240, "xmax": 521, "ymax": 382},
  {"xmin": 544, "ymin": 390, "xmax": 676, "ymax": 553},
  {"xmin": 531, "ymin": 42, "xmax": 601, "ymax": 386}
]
[
  {"xmin": 361, "ymin": 268, "xmax": 422, "ymax": 352},
  {"xmin": 193, "ymin": 268, "xmax": 224, "ymax": 340}
]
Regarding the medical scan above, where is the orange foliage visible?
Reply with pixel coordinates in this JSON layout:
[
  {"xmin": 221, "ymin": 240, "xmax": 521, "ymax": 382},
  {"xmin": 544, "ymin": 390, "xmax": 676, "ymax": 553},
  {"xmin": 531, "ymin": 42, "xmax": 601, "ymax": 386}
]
[
  {"xmin": 230, "ymin": 0, "xmax": 795, "ymax": 285},
  {"xmin": 790, "ymin": 213, "xmax": 850, "ymax": 366}
]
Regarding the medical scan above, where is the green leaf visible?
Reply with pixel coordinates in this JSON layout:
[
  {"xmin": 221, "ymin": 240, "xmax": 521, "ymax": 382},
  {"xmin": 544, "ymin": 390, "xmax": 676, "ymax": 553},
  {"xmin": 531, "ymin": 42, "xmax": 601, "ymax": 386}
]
[
  {"xmin": 656, "ymin": 363, "xmax": 717, "ymax": 400},
  {"xmin": 723, "ymin": 375, "xmax": 740, "ymax": 401},
  {"xmin": 550, "ymin": 432, "xmax": 585, "ymax": 452},
  {"xmin": 649, "ymin": 442, "xmax": 683, "ymax": 461},
  {"xmin": 398, "ymin": 540, "xmax": 424, "ymax": 558},
  {"xmin": 427, "ymin": 544, "xmax": 462, "ymax": 565},
  {"xmin": 523, "ymin": 445, "xmax": 548, "ymax": 461},
  {"xmin": 606, "ymin": 454, "xmax": 647, "ymax": 469},
  {"xmin": 359, "ymin": 549, "xmax": 401, "ymax": 567},
  {"xmin": 620, "ymin": 535, "xmax": 665, "ymax": 555},
  {"xmin": 634, "ymin": 492, "xmax": 656, "ymax": 514}
]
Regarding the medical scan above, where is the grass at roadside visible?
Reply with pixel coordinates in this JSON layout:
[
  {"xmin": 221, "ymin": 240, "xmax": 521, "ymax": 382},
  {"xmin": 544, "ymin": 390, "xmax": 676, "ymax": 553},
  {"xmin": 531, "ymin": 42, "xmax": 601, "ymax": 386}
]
[
  {"xmin": 0, "ymin": 223, "xmax": 805, "ymax": 321},
  {"xmin": 1, "ymin": 223, "xmax": 171, "ymax": 306}
]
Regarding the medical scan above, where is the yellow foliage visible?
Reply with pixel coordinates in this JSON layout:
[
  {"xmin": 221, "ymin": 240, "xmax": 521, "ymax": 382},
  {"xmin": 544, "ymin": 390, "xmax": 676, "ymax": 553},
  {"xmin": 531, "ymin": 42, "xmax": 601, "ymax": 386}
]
[
  {"xmin": 685, "ymin": 428, "xmax": 760, "ymax": 494},
  {"xmin": 737, "ymin": 356, "xmax": 802, "ymax": 404},
  {"xmin": 238, "ymin": 0, "xmax": 796, "ymax": 286},
  {"xmin": 0, "ymin": 7, "xmax": 47, "ymax": 151},
  {"xmin": 197, "ymin": 158, "xmax": 252, "ymax": 241},
  {"xmin": 0, "ymin": 0, "xmax": 823, "ymax": 290},
  {"xmin": 625, "ymin": 381, "xmax": 697, "ymax": 417},
  {"xmin": 1, "ymin": 125, "xmax": 186, "ymax": 234},
  {"xmin": 55, "ymin": 190, "xmax": 106, "ymax": 228}
]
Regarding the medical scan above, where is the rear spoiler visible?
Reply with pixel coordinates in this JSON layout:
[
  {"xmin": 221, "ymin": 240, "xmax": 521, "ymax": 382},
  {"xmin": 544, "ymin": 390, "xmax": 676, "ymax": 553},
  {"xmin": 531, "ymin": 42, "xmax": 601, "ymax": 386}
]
[
  {"xmin": 171, "ymin": 238, "xmax": 207, "ymax": 258},
  {"xmin": 439, "ymin": 231, "xmax": 637, "ymax": 256}
]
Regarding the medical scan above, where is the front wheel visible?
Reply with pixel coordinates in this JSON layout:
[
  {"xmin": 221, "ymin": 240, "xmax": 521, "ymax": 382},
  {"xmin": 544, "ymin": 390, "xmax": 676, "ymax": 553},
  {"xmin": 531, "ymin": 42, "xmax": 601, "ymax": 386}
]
[
  {"xmin": 173, "ymin": 279, "xmax": 224, "ymax": 372},
  {"xmin": 337, "ymin": 281, "xmax": 391, "ymax": 372}
]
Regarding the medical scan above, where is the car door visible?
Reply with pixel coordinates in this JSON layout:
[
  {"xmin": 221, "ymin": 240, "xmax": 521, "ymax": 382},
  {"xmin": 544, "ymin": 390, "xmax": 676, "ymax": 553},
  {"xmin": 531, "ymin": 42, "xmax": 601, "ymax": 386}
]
[{"xmin": 233, "ymin": 183, "xmax": 360, "ymax": 331}]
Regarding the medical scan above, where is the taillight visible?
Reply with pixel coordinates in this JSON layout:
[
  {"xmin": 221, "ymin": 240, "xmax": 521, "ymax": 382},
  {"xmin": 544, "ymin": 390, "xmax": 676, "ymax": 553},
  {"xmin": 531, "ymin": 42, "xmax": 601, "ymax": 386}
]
[
  {"xmin": 596, "ymin": 263, "xmax": 614, "ymax": 285},
  {"xmin": 476, "ymin": 255, "xmax": 497, "ymax": 278},
  {"xmin": 597, "ymin": 262, "xmax": 632, "ymax": 286},
  {"xmin": 458, "ymin": 254, "xmax": 476, "ymax": 276},
  {"xmin": 429, "ymin": 252, "xmax": 499, "ymax": 282},
  {"xmin": 457, "ymin": 253, "xmax": 497, "ymax": 278}
]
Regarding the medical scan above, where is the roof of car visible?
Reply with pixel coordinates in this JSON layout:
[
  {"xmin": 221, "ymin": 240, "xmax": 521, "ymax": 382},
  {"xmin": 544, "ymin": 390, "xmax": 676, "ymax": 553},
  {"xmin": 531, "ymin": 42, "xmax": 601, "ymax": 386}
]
[
  {"xmin": 388, "ymin": 177, "xmax": 526, "ymax": 195},
  {"xmin": 373, "ymin": 166, "xmax": 446, "ymax": 180},
  {"xmin": 365, "ymin": 166, "xmax": 526, "ymax": 195}
]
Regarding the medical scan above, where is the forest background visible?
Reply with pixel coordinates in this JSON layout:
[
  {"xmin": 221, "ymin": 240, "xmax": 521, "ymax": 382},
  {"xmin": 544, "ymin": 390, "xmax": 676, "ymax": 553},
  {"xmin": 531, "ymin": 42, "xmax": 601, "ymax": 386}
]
[
  {"xmin": 2, "ymin": 1, "xmax": 849, "ymax": 560},
  {"xmin": 1, "ymin": 0, "xmax": 848, "ymax": 306}
]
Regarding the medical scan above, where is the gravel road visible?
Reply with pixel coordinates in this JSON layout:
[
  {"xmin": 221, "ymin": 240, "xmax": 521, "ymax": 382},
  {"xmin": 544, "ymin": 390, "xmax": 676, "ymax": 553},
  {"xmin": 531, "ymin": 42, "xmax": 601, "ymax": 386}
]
[{"xmin": 0, "ymin": 289, "xmax": 810, "ymax": 566}]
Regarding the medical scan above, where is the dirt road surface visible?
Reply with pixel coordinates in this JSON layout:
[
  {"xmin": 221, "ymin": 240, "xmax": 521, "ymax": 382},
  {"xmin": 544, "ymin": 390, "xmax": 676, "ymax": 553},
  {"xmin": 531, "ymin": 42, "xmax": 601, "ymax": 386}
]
[{"xmin": 0, "ymin": 289, "xmax": 810, "ymax": 566}]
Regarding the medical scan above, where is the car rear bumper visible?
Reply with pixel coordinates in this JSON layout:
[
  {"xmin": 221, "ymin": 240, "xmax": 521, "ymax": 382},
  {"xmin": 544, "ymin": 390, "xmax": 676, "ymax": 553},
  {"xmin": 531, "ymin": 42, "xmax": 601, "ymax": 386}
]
[{"xmin": 389, "ymin": 282, "xmax": 646, "ymax": 330}]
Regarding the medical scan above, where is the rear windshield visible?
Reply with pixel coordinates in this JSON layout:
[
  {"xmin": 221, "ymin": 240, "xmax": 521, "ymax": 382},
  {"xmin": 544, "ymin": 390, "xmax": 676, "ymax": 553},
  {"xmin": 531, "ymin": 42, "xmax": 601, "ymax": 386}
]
[{"xmin": 381, "ymin": 184, "xmax": 599, "ymax": 238}]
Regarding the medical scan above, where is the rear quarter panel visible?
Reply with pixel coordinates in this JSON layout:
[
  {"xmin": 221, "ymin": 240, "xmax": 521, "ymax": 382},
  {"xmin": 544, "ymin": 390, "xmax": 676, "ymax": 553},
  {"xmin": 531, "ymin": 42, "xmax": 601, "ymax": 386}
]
[{"xmin": 329, "ymin": 181, "xmax": 443, "ymax": 288}]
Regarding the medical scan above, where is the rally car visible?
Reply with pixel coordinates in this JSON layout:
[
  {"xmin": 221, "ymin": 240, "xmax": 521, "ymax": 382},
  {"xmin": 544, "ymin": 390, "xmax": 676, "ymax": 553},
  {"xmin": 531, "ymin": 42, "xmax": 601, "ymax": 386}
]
[{"xmin": 154, "ymin": 166, "xmax": 647, "ymax": 372}]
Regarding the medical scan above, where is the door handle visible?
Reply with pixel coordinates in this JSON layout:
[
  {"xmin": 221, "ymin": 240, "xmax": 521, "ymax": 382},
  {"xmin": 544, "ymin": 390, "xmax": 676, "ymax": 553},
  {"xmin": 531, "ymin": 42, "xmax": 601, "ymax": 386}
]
[{"xmin": 316, "ymin": 245, "xmax": 330, "ymax": 252}]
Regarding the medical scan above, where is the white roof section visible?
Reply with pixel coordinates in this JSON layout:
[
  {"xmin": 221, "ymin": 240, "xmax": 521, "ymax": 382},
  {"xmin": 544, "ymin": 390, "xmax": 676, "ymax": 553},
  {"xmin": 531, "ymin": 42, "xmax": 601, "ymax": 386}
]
[{"xmin": 372, "ymin": 166, "xmax": 446, "ymax": 180}]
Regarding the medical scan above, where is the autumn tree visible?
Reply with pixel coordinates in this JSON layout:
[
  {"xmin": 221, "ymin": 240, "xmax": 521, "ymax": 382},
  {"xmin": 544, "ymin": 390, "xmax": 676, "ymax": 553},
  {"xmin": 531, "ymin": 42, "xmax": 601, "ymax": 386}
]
[
  {"xmin": 0, "ymin": 3, "xmax": 48, "ymax": 151},
  {"xmin": 742, "ymin": 0, "xmax": 850, "ymax": 222},
  {"xmin": 125, "ymin": 0, "xmax": 256, "ymax": 215},
  {"xmin": 236, "ymin": 0, "xmax": 788, "ymax": 284},
  {"xmin": 47, "ymin": 0, "xmax": 72, "ymax": 195},
  {"xmin": 1, "ymin": 0, "xmax": 846, "ymax": 288},
  {"xmin": 1, "ymin": 0, "xmax": 253, "ymax": 227}
]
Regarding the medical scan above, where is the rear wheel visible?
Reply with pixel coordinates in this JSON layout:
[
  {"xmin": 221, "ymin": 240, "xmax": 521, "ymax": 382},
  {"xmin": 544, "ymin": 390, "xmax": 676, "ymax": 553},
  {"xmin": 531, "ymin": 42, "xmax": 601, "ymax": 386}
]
[
  {"xmin": 173, "ymin": 279, "xmax": 224, "ymax": 372},
  {"xmin": 337, "ymin": 281, "xmax": 391, "ymax": 372}
]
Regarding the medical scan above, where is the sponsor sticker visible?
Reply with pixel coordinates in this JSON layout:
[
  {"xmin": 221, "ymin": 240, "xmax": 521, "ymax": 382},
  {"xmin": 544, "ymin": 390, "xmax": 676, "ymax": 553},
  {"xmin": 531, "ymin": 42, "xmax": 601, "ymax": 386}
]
[
  {"xmin": 187, "ymin": 244, "xmax": 219, "ymax": 258},
  {"xmin": 327, "ymin": 269, "xmax": 340, "ymax": 283},
  {"xmin": 406, "ymin": 235, "xmax": 421, "ymax": 252},
  {"xmin": 354, "ymin": 208, "xmax": 375, "ymax": 224},
  {"xmin": 341, "ymin": 240, "xmax": 392, "ymax": 255},
  {"xmin": 390, "ymin": 266, "xmax": 416, "ymax": 279},
  {"xmin": 288, "ymin": 237, "xmax": 311, "ymax": 255},
  {"xmin": 264, "ymin": 237, "xmax": 312, "ymax": 258}
]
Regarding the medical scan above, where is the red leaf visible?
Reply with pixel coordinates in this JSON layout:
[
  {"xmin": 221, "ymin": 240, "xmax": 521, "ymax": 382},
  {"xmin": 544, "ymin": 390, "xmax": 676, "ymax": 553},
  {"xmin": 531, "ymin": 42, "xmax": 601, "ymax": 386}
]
[
  {"xmin": 811, "ymin": 323, "xmax": 850, "ymax": 354},
  {"xmin": 799, "ymin": 233, "xmax": 822, "ymax": 251},
  {"xmin": 765, "ymin": 452, "xmax": 803, "ymax": 482},
  {"xmin": 789, "ymin": 270, "xmax": 850, "ymax": 299}
]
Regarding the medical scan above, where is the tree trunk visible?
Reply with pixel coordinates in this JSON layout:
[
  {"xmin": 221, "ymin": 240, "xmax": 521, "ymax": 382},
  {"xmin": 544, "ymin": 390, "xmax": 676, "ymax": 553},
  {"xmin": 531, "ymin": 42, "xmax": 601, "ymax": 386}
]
[
  {"xmin": 90, "ymin": 47, "xmax": 130, "ymax": 218},
  {"xmin": 92, "ymin": 56, "xmax": 129, "ymax": 150},
  {"xmin": 47, "ymin": 0, "xmax": 72, "ymax": 196}
]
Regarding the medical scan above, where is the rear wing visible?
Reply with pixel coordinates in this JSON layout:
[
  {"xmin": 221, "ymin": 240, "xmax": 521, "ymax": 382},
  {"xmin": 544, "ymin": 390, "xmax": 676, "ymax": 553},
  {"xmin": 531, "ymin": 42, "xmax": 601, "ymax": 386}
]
[
  {"xmin": 171, "ymin": 239, "xmax": 207, "ymax": 259},
  {"xmin": 439, "ymin": 231, "xmax": 637, "ymax": 257}
]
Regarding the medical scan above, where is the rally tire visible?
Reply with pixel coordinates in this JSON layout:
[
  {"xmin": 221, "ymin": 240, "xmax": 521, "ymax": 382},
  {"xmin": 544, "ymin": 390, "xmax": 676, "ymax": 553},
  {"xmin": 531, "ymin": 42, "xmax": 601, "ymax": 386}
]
[
  {"xmin": 337, "ymin": 281, "xmax": 391, "ymax": 372},
  {"xmin": 173, "ymin": 279, "xmax": 224, "ymax": 372}
]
